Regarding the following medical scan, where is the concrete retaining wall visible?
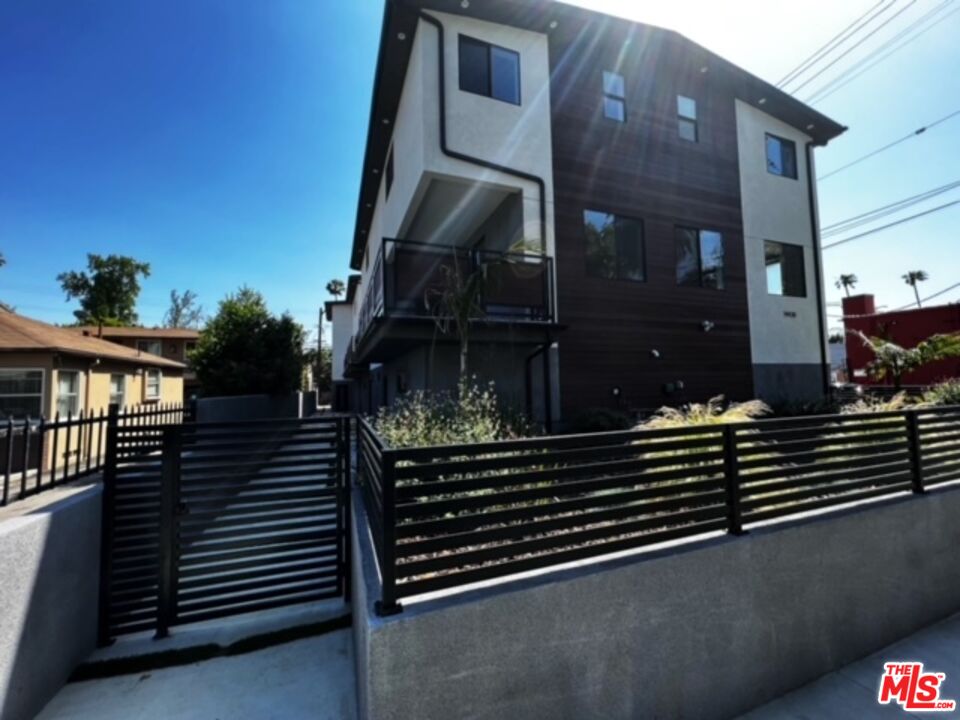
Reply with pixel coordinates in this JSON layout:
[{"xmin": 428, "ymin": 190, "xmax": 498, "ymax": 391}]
[
  {"xmin": 352, "ymin": 485, "xmax": 960, "ymax": 720},
  {"xmin": 195, "ymin": 392, "xmax": 317, "ymax": 423},
  {"xmin": 0, "ymin": 484, "xmax": 102, "ymax": 720}
]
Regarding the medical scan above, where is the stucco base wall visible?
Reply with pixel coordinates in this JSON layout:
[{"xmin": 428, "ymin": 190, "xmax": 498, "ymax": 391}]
[
  {"xmin": 753, "ymin": 362, "xmax": 826, "ymax": 405},
  {"xmin": 0, "ymin": 484, "xmax": 102, "ymax": 720},
  {"xmin": 352, "ymin": 486, "xmax": 960, "ymax": 720}
]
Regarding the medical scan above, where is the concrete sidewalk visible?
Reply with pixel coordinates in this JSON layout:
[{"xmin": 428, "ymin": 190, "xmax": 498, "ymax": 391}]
[
  {"xmin": 740, "ymin": 612, "xmax": 960, "ymax": 719},
  {"xmin": 35, "ymin": 629, "xmax": 357, "ymax": 720}
]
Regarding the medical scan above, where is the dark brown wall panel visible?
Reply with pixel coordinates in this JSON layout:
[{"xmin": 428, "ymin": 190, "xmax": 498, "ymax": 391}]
[{"xmin": 548, "ymin": 24, "xmax": 754, "ymax": 417}]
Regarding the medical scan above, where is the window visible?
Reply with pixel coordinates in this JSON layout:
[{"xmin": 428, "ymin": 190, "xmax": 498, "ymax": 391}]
[
  {"xmin": 676, "ymin": 227, "xmax": 725, "ymax": 289},
  {"xmin": 677, "ymin": 95, "xmax": 697, "ymax": 142},
  {"xmin": 458, "ymin": 35, "xmax": 520, "ymax": 105},
  {"xmin": 765, "ymin": 241, "xmax": 806, "ymax": 297},
  {"xmin": 766, "ymin": 133, "xmax": 797, "ymax": 178},
  {"xmin": 109, "ymin": 374, "xmax": 126, "ymax": 408},
  {"xmin": 145, "ymin": 369, "xmax": 161, "ymax": 401},
  {"xmin": 57, "ymin": 370, "xmax": 80, "ymax": 417},
  {"xmin": 602, "ymin": 71, "xmax": 626, "ymax": 122},
  {"xmin": 385, "ymin": 147, "xmax": 394, "ymax": 199},
  {"xmin": 137, "ymin": 339, "xmax": 163, "ymax": 356},
  {"xmin": 584, "ymin": 210, "xmax": 645, "ymax": 281},
  {"xmin": 0, "ymin": 369, "xmax": 43, "ymax": 419}
]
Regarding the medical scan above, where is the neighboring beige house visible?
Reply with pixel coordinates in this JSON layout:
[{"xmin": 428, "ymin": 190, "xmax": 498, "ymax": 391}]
[
  {"xmin": 0, "ymin": 310, "xmax": 185, "ymax": 420},
  {"xmin": 76, "ymin": 326, "xmax": 200, "ymax": 400}
]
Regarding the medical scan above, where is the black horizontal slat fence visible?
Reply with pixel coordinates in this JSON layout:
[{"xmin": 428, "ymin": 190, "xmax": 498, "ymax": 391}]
[{"xmin": 358, "ymin": 404, "xmax": 960, "ymax": 614}]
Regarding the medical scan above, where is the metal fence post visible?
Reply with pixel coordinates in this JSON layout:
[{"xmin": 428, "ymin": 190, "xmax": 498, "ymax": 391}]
[
  {"xmin": 156, "ymin": 425, "xmax": 182, "ymax": 639},
  {"xmin": 375, "ymin": 449, "xmax": 402, "ymax": 616},
  {"xmin": 906, "ymin": 410, "xmax": 925, "ymax": 494},
  {"xmin": 341, "ymin": 418, "xmax": 353, "ymax": 604},
  {"xmin": 97, "ymin": 403, "xmax": 120, "ymax": 647},
  {"xmin": 723, "ymin": 424, "xmax": 746, "ymax": 536}
]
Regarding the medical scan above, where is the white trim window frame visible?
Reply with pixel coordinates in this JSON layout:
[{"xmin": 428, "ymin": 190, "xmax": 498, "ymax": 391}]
[
  {"xmin": 109, "ymin": 373, "xmax": 126, "ymax": 408},
  {"xmin": 144, "ymin": 368, "xmax": 162, "ymax": 401},
  {"xmin": 56, "ymin": 370, "xmax": 82, "ymax": 417},
  {"xmin": 0, "ymin": 368, "xmax": 45, "ymax": 419},
  {"xmin": 137, "ymin": 339, "xmax": 163, "ymax": 356}
]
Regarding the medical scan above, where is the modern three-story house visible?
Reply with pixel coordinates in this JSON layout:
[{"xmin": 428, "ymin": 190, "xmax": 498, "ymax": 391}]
[{"xmin": 333, "ymin": 0, "xmax": 846, "ymax": 429}]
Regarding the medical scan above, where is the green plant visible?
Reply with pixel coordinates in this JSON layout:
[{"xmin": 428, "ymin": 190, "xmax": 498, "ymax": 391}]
[
  {"xmin": 190, "ymin": 287, "xmax": 307, "ymax": 396},
  {"xmin": 840, "ymin": 392, "xmax": 913, "ymax": 415},
  {"xmin": 902, "ymin": 270, "xmax": 929, "ymax": 308},
  {"xmin": 163, "ymin": 289, "xmax": 203, "ymax": 328},
  {"xmin": 374, "ymin": 380, "xmax": 522, "ymax": 448},
  {"xmin": 835, "ymin": 273, "xmax": 858, "ymax": 297},
  {"xmin": 57, "ymin": 253, "xmax": 151, "ymax": 326},
  {"xmin": 325, "ymin": 279, "xmax": 345, "ymax": 299},
  {"xmin": 921, "ymin": 379, "xmax": 960, "ymax": 406},
  {"xmin": 854, "ymin": 331, "xmax": 960, "ymax": 390},
  {"xmin": 640, "ymin": 396, "xmax": 771, "ymax": 429},
  {"xmin": 424, "ymin": 256, "xmax": 484, "ymax": 383}
]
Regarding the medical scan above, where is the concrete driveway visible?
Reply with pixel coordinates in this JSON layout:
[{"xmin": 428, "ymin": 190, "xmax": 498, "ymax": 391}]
[
  {"xmin": 35, "ymin": 629, "xmax": 357, "ymax": 720},
  {"xmin": 740, "ymin": 612, "xmax": 960, "ymax": 719}
]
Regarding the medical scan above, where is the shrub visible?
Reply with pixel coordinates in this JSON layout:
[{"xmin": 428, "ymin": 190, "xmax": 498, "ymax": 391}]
[
  {"xmin": 840, "ymin": 392, "xmax": 912, "ymax": 414},
  {"xmin": 639, "ymin": 396, "xmax": 771, "ymax": 429},
  {"xmin": 568, "ymin": 407, "xmax": 632, "ymax": 433},
  {"xmin": 921, "ymin": 379, "xmax": 960, "ymax": 406},
  {"xmin": 373, "ymin": 380, "xmax": 524, "ymax": 448}
]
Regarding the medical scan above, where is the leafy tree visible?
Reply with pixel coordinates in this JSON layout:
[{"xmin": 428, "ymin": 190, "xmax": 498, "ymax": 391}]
[
  {"xmin": 326, "ymin": 279, "xmax": 345, "ymax": 299},
  {"xmin": 190, "ymin": 287, "xmax": 307, "ymax": 396},
  {"xmin": 314, "ymin": 345, "xmax": 332, "ymax": 394},
  {"xmin": 834, "ymin": 273, "xmax": 858, "ymax": 297},
  {"xmin": 57, "ymin": 254, "xmax": 150, "ymax": 326},
  {"xmin": 854, "ymin": 330, "xmax": 960, "ymax": 390},
  {"xmin": 902, "ymin": 270, "xmax": 929, "ymax": 308},
  {"xmin": 163, "ymin": 289, "xmax": 204, "ymax": 328},
  {"xmin": 0, "ymin": 252, "xmax": 5, "ymax": 267}
]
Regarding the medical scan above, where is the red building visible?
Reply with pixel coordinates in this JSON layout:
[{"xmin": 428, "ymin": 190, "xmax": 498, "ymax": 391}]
[{"xmin": 842, "ymin": 294, "xmax": 960, "ymax": 385}]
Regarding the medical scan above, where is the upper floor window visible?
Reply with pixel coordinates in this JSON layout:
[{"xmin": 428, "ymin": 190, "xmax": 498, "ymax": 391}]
[
  {"xmin": 676, "ymin": 227, "xmax": 725, "ymax": 289},
  {"xmin": 57, "ymin": 370, "xmax": 81, "ymax": 416},
  {"xmin": 765, "ymin": 240, "xmax": 806, "ymax": 297},
  {"xmin": 137, "ymin": 339, "xmax": 163, "ymax": 356},
  {"xmin": 602, "ymin": 71, "xmax": 626, "ymax": 122},
  {"xmin": 0, "ymin": 369, "xmax": 43, "ymax": 419},
  {"xmin": 766, "ymin": 134, "xmax": 797, "ymax": 178},
  {"xmin": 677, "ymin": 95, "xmax": 698, "ymax": 142},
  {"xmin": 385, "ymin": 147, "xmax": 395, "ymax": 199},
  {"xmin": 583, "ymin": 209, "xmax": 645, "ymax": 281},
  {"xmin": 458, "ymin": 35, "xmax": 520, "ymax": 105}
]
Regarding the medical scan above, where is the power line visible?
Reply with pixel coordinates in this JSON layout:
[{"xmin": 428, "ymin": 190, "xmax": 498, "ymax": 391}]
[
  {"xmin": 818, "ymin": 109, "xmax": 960, "ymax": 181},
  {"xmin": 805, "ymin": 0, "xmax": 960, "ymax": 103},
  {"xmin": 785, "ymin": 0, "xmax": 919, "ymax": 95},
  {"xmin": 822, "ymin": 198, "xmax": 960, "ymax": 250},
  {"xmin": 776, "ymin": 0, "xmax": 891, "ymax": 88},
  {"xmin": 806, "ymin": 3, "xmax": 960, "ymax": 104},
  {"xmin": 820, "ymin": 179, "xmax": 960, "ymax": 237},
  {"xmin": 892, "ymin": 281, "xmax": 960, "ymax": 310}
]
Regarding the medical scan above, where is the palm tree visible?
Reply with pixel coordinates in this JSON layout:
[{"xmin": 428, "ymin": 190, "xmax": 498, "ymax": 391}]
[
  {"xmin": 834, "ymin": 273, "xmax": 858, "ymax": 297},
  {"xmin": 902, "ymin": 270, "xmax": 929, "ymax": 308},
  {"xmin": 325, "ymin": 279, "xmax": 345, "ymax": 299}
]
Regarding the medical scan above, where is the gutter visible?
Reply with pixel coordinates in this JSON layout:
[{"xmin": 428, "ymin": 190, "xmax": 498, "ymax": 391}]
[
  {"xmin": 417, "ymin": 12, "xmax": 548, "ymax": 253},
  {"xmin": 806, "ymin": 141, "xmax": 831, "ymax": 397}
]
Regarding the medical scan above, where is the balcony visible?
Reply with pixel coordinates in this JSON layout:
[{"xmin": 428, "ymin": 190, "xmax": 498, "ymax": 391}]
[{"xmin": 353, "ymin": 239, "xmax": 558, "ymax": 364}]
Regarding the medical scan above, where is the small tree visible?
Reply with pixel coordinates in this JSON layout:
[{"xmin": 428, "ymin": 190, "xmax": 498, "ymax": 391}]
[
  {"xmin": 424, "ymin": 254, "xmax": 484, "ymax": 383},
  {"xmin": 902, "ymin": 270, "xmax": 929, "ymax": 308},
  {"xmin": 190, "ymin": 287, "xmax": 307, "ymax": 396},
  {"xmin": 326, "ymin": 279, "xmax": 345, "ymax": 299},
  {"xmin": 163, "ymin": 289, "xmax": 204, "ymax": 328},
  {"xmin": 57, "ymin": 254, "xmax": 150, "ymax": 326},
  {"xmin": 834, "ymin": 273, "xmax": 858, "ymax": 297},
  {"xmin": 854, "ymin": 330, "xmax": 960, "ymax": 390}
]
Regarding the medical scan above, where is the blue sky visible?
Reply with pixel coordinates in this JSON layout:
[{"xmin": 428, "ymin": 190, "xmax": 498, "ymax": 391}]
[{"xmin": 1, "ymin": 0, "xmax": 958, "ymax": 340}]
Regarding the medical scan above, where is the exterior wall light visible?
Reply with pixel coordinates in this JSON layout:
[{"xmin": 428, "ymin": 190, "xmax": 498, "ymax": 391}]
[
  {"xmin": 650, "ymin": 349, "xmax": 660, "ymax": 359},
  {"xmin": 702, "ymin": 320, "xmax": 715, "ymax": 332}
]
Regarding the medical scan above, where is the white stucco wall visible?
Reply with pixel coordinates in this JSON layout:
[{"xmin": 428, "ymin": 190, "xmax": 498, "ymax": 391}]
[
  {"xmin": 329, "ymin": 304, "xmax": 352, "ymax": 382},
  {"xmin": 735, "ymin": 99, "xmax": 826, "ymax": 366},
  {"xmin": 352, "ymin": 10, "xmax": 557, "ymax": 335}
]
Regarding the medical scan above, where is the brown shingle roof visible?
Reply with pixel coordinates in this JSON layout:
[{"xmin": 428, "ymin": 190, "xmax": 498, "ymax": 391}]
[
  {"xmin": 74, "ymin": 326, "xmax": 200, "ymax": 340},
  {"xmin": 0, "ymin": 312, "xmax": 185, "ymax": 369}
]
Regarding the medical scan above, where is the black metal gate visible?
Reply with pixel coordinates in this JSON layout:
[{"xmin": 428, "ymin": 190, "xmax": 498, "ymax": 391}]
[{"xmin": 99, "ymin": 415, "xmax": 351, "ymax": 643}]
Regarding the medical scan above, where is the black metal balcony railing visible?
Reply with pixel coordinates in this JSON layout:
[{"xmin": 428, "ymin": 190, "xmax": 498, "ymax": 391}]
[{"xmin": 355, "ymin": 239, "xmax": 554, "ymax": 346}]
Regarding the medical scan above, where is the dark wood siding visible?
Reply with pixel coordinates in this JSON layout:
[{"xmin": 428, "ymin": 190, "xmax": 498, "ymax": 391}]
[{"xmin": 548, "ymin": 23, "xmax": 754, "ymax": 417}]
